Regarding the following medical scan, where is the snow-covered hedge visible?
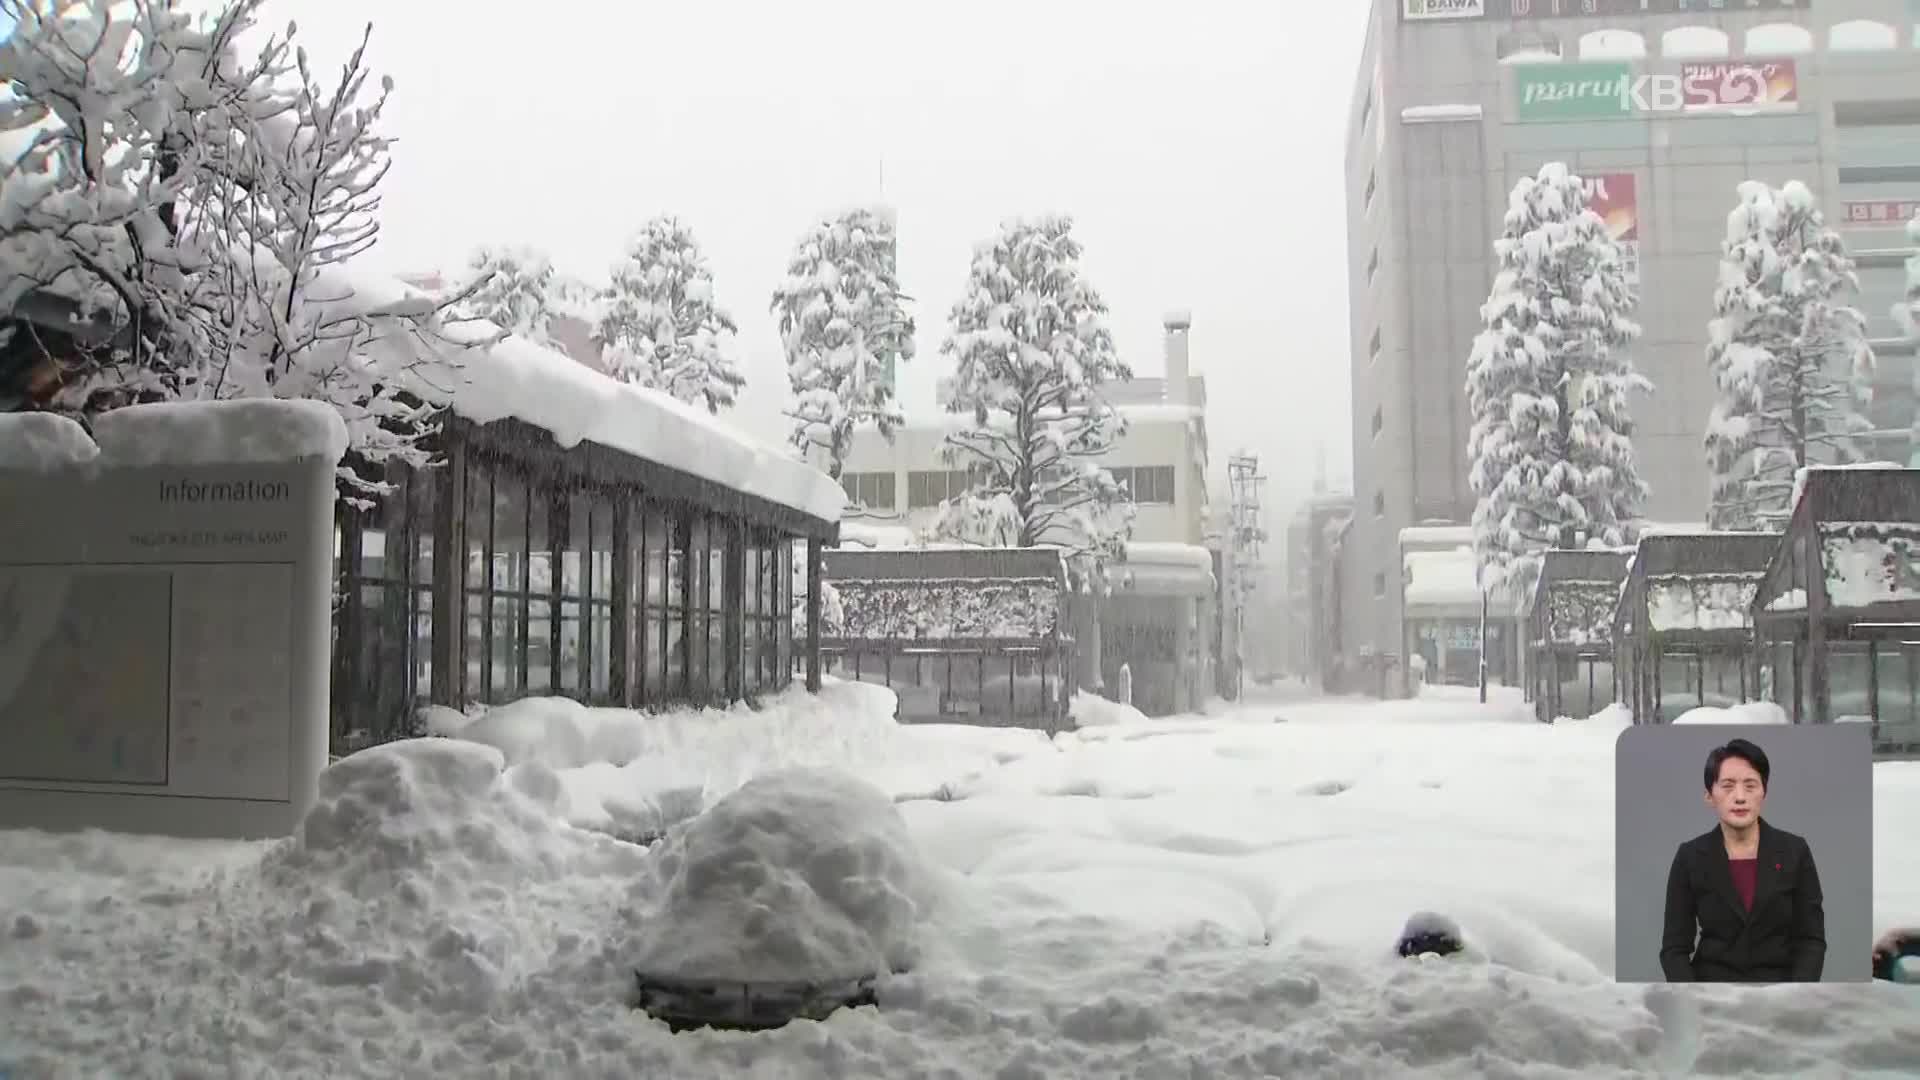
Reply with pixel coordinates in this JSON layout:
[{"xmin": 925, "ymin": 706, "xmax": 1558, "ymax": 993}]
[{"xmin": 1820, "ymin": 524, "xmax": 1920, "ymax": 609}]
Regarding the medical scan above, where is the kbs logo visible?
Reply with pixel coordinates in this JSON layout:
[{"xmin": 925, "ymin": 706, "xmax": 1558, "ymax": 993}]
[{"xmin": 1623, "ymin": 61, "xmax": 1798, "ymax": 113}]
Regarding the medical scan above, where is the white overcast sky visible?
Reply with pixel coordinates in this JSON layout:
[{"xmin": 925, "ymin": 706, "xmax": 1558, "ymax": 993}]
[{"xmin": 260, "ymin": 0, "xmax": 1366, "ymax": 509}]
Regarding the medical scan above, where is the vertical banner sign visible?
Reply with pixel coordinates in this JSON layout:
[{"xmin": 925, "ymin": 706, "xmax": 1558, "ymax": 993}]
[{"xmin": 1585, "ymin": 172, "xmax": 1640, "ymax": 287}]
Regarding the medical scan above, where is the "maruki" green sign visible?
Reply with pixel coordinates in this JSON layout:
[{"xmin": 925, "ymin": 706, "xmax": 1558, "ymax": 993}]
[{"xmin": 1513, "ymin": 62, "xmax": 1633, "ymax": 122}]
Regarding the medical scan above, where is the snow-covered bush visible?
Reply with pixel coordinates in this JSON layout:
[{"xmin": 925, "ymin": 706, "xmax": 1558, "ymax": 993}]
[
  {"xmin": 0, "ymin": 1, "xmax": 483, "ymax": 504},
  {"xmin": 930, "ymin": 216, "xmax": 1135, "ymax": 591},
  {"xmin": 818, "ymin": 578, "xmax": 1061, "ymax": 640},
  {"xmin": 772, "ymin": 206, "xmax": 915, "ymax": 479},
  {"xmin": 1705, "ymin": 181, "xmax": 1876, "ymax": 530},
  {"xmin": 598, "ymin": 216, "xmax": 745, "ymax": 413},
  {"xmin": 1465, "ymin": 163, "xmax": 1650, "ymax": 596}
]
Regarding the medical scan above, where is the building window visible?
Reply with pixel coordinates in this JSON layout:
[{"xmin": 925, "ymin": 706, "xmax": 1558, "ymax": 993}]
[
  {"xmin": 1366, "ymin": 248, "xmax": 1379, "ymax": 282},
  {"xmin": 1371, "ymin": 406, "xmax": 1383, "ymax": 438},
  {"xmin": 841, "ymin": 471, "xmax": 895, "ymax": 510},
  {"xmin": 1113, "ymin": 465, "xmax": 1176, "ymax": 505},
  {"xmin": 1374, "ymin": 571, "xmax": 1387, "ymax": 598},
  {"xmin": 907, "ymin": 469, "xmax": 974, "ymax": 509},
  {"xmin": 1361, "ymin": 89, "xmax": 1373, "ymax": 132},
  {"xmin": 1373, "ymin": 490, "xmax": 1386, "ymax": 518},
  {"xmin": 1364, "ymin": 170, "xmax": 1377, "ymax": 209},
  {"xmin": 1369, "ymin": 328, "xmax": 1382, "ymax": 362}
]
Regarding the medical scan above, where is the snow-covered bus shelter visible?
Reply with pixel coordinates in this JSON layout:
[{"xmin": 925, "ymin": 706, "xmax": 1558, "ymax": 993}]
[
  {"xmin": 328, "ymin": 277, "xmax": 844, "ymax": 753},
  {"xmin": 1523, "ymin": 549, "xmax": 1630, "ymax": 722},
  {"xmin": 1401, "ymin": 526, "xmax": 1522, "ymax": 692},
  {"xmin": 1751, "ymin": 468, "xmax": 1920, "ymax": 754},
  {"xmin": 1101, "ymin": 542, "xmax": 1218, "ymax": 717},
  {"xmin": 817, "ymin": 547, "xmax": 1075, "ymax": 732},
  {"xmin": 1613, "ymin": 532, "xmax": 1779, "ymax": 723}
]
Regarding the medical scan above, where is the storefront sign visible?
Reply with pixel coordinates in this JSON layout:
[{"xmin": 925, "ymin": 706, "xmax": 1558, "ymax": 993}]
[
  {"xmin": 1680, "ymin": 60, "xmax": 1798, "ymax": 110},
  {"xmin": 1584, "ymin": 171, "xmax": 1641, "ymax": 285},
  {"xmin": 1408, "ymin": 0, "xmax": 1810, "ymax": 18},
  {"xmin": 1841, "ymin": 200, "xmax": 1920, "ymax": 226},
  {"xmin": 0, "ymin": 425, "xmax": 334, "ymax": 840}
]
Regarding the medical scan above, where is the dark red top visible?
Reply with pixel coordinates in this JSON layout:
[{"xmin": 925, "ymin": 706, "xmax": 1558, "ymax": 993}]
[{"xmin": 1729, "ymin": 857, "xmax": 1758, "ymax": 911}]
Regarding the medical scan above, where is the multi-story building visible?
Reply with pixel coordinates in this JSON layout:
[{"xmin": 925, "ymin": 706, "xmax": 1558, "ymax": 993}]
[
  {"xmin": 1346, "ymin": 0, "xmax": 1920, "ymax": 696},
  {"xmin": 836, "ymin": 314, "xmax": 1224, "ymax": 713},
  {"xmin": 1283, "ymin": 493, "xmax": 1356, "ymax": 691}
]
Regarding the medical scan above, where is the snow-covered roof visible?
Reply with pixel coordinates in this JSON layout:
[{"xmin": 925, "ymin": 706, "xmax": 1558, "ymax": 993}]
[
  {"xmin": 0, "ymin": 399, "xmax": 351, "ymax": 471},
  {"xmin": 821, "ymin": 578, "xmax": 1063, "ymax": 641},
  {"xmin": 325, "ymin": 267, "xmax": 844, "ymax": 523},
  {"xmin": 1399, "ymin": 524, "xmax": 1472, "ymax": 548},
  {"xmin": 1646, "ymin": 577, "xmax": 1762, "ymax": 633},
  {"xmin": 1404, "ymin": 547, "xmax": 1481, "ymax": 610},
  {"xmin": 1818, "ymin": 523, "xmax": 1920, "ymax": 611},
  {"xmin": 1124, "ymin": 542, "xmax": 1215, "ymax": 573},
  {"xmin": 1400, "ymin": 104, "xmax": 1483, "ymax": 123},
  {"xmin": 1790, "ymin": 462, "xmax": 1907, "ymax": 515}
]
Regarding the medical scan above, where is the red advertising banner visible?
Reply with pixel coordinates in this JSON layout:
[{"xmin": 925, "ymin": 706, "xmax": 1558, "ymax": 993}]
[
  {"xmin": 1842, "ymin": 200, "xmax": 1920, "ymax": 227},
  {"xmin": 1681, "ymin": 60, "xmax": 1798, "ymax": 110},
  {"xmin": 1584, "ymin": 173, "xmax": 1638, "ymax": 243}
]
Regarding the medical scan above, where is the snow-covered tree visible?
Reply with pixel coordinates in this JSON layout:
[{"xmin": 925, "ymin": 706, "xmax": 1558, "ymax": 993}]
[
  {"xmin": 1704, "ymin": 181, "xmax": 1876, "ymax": 530},
  {"xmin": 0, "ymin": 1, "xmax": 481, "ymax": 503},
  {"xmin": 1898, "ymin": 210, "xmax": 1920, "ymax": 466},
  {"xmin": 597, "ymin": 216, "xmax": 744, "ymax": 413},
  {"xmin": 929, "ymin": 215, "xmax": 1135, "ymax": 590},
  {"xmin": 451, "ymin": 245, "xmax": 560, "ymax": 345},
  {"xmin": 1465, "ymin": 163, "xmax": 1651, "ymax": 596},
  {"xmin": 771, "ymin": 206, "xmax": 915, "ymax": 480}
]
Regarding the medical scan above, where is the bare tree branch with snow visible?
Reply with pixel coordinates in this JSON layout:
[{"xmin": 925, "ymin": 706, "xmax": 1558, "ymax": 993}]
[
  {"xmin": 929, "ymin": 215, "xmax": 1135, "ymax": 592},
  {"xmin": 0, "ymin": 0, "xmax": 483, "ymax": 503},
  {"xmin": 1704, "ymin": 180, "xmax": 1876, "ymax": 530},
  {"xmin": 597, "ymin": 215, "xmax": 744, "ymax": 414},
  {"xmin": 772, "ymin": 205, "xmax": 914, "ymax": 480}
]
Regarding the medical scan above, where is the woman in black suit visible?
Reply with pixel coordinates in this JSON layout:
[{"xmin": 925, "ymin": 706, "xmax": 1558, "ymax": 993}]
[{"xmin": 1660, "ymin": 738, "xmax": 1826, "ymax": 982}]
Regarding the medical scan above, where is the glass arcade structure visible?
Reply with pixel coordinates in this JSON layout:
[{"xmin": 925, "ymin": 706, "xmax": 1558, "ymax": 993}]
[
  {"xmin": 1751, "ymin": 468, "xmax": 1920, "ymax": 754},
  {"xmin": 1613, "ymin": 531, "xmax": 1779, "ymax": 723},
  {"xmin": 329, "ymin": 415, "xmax": 839, "ymax": 753}
]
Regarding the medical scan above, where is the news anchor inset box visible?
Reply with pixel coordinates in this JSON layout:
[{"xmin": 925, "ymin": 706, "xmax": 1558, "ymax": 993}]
[
  {"xmin": 0, "ymin": 403, "xmax": 338, "ymax": 841},
  {"xmin": 1614, "ymin": 723, "xmax": 1874, "ymax": 984}
]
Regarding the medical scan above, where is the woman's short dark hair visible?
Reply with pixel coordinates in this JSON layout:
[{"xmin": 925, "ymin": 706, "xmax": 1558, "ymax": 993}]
[{"xmin": 1705, "ymin": 738, "xmax": 1770, "ymax": 791}]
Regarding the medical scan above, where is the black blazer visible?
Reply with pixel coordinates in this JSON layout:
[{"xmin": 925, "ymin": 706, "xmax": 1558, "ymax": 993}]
[{"xmin": 1660, "ymin": 818, "xmax": 1825, "ymax": 982}]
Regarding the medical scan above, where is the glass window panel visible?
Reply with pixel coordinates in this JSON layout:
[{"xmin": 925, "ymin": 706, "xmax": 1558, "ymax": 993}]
[
  {"xmin": 464, "ymin": 459, "xmax": 490, "ymax": 593},
  {"xmin": 1658, "ymin": 654, "xmax": 1700, "ymax": 721},
  {"xmin": 664, "ymin": 608, "xmax": 684, "ymax": 699},
  {"xmin": 1875, "ymin": 646, "xmax": 1916, "ymax": 728},
  {"xmin": 1830, "ymin": 644, "xmax": 1875, "ymax": 722},
  {"xmin": 528, "ymin": 594, "xmax": 553, "ymax": 695},
  {"xmin": 411, "ymin": 588, "xmax": 433, "ymax": 701},
  {"xmin": 560, "ymin": 598, "xmax": 582, "ymax": 694}
]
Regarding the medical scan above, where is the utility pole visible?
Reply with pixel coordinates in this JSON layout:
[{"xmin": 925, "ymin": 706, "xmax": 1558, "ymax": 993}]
[{"xmin": 1227, "ymin": 452, "xmax": 1266, "ymax": 700}]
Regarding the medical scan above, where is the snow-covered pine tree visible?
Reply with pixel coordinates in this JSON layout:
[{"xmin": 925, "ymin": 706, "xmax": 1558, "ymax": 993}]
[
  {"xmin": 1465, "ymin": 163, "xmax": 1651, "ymax": 596},
  {"xmin": 929, "ymin": 215, "xmax": 1135, "ymax": 590},
  {"xmin": 771, "ymin": 206, "xmax": 916, "ymax": 480},
  {"xmin": 0, "ymin": 0, "xmax": 478, "ymax": 503},
  {"xmin": 1703, "ymin": 181, "xmax": 1876, "ymax": 530},
  {"xmin": 452, "ymin": 245, "xmax": 562, "ymax": 346},
  {"xmin": 597, "ymin": 216, "xmax": 745, "ymax": 413},
  {"xmin": 1899, "ymin": 210, "xmax": 1920, "ymax": 466}
]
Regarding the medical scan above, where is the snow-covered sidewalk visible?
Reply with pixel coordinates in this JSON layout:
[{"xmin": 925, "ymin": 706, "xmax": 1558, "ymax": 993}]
[{"xmin": 2, "ymin": 682, "xmax": 1917, "ymax": 1078}]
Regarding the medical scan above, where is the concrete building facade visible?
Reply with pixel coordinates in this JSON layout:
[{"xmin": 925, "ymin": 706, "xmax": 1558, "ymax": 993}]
[{"xmin": 1345, "ymin": 0, "xmax": 1920, "ymax": 695}]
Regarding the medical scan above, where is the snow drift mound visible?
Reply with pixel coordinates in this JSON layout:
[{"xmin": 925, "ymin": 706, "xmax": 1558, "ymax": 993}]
[
  {"xmin": 269, "ymin": 738, "xmax": 608, "ymax": 897},
  {"xmin": 625, "ymin": 768, "xmax": 934, "ymax": 983}
]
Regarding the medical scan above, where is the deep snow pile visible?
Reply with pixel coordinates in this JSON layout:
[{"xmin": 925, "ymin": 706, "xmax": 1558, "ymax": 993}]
[
  {"xmin": 1672, "ymin": 702, "xmax": 1792, "ymax": 725},
  {"xmin": 624, "ymin": 769, "xmax": 934, "ymax": 983},
  {"xmin": 4, "ymin": 688, "xmax": 1919, "ymax": 1077},
  {"xmin": 430, "ymin": 679, "xmax": 1055, "ymax": 836}
]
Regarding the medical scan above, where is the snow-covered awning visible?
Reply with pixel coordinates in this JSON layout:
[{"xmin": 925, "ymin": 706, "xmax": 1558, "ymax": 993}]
[
  {"xmin": 1404, "ymin": 548, "xmax": 1481, "ymax": 611},
  {"xmin": 323, "ymin": 267, "xmax": 845, "ymax": 524}
]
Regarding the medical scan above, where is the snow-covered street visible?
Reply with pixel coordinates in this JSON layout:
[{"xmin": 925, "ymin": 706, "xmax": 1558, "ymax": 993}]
[{"xmin": 3, "ymin": 683, "xmax": 1918, "ymax": 1078}]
